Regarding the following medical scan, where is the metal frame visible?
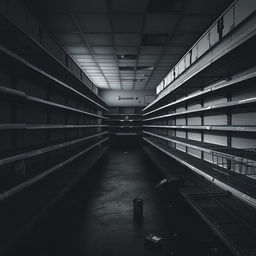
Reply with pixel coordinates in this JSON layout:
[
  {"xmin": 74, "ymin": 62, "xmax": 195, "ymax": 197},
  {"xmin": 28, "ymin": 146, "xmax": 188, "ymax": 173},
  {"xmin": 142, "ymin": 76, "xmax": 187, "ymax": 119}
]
[
  {"xmin": 0, "ymin": 86, "xmax": 108, "ymax": 119},
  {"xmin": 0, "ymin": 131, "xmax": 109, "ymax": 166},
  {"xmin": 143, "ymin": 67, "xmax": 256, "ymax": 116},
  {"xmin": 143, "ymin": 131, "xmax": 256, "ymax": 162},
  {"xmin": 0, "ymin": 45, "xmax": 108, "ymax": 111},
  {"xmin": 0, "ymin": 137, "xmax": 109, "ymax": 202},
  {"xmin": 144, "ymin": 97, "xmax": 256, "ymax": 121},
  {"xmin": 143, "ymin": 125, "xmax": 256, "ymax": 133},
  {"xmin": 143, "ymin": 137, "xmax": 256, "ymax": 207}
]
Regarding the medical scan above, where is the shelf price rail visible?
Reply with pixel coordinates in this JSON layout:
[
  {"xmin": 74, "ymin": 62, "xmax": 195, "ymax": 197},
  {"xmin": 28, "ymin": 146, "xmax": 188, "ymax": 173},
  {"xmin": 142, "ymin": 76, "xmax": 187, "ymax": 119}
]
[
  {"xmin": 0, "ymin": 135, "xmax": 109, "ymax": 202},
  {"xmin": 0, "ymin": 45, "xmax": 108, "ymax": 112},
  {"xmin": 143, "ymin": 136, "xmax": 256, "ymax": 206}
]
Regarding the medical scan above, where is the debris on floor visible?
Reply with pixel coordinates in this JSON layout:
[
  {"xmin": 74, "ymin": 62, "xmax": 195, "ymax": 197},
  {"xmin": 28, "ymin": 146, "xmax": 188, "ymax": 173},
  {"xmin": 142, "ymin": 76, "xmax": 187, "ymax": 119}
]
[{"xmin": 144, "ymin": 234, "xmax": 163, "ymax": 249}]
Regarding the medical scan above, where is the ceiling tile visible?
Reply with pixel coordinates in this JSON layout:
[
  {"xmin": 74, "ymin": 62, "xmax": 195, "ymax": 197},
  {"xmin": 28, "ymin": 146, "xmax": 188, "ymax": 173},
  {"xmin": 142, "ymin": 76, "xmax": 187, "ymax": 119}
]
[
  {"xmin": 185, "ymin": 0, "xmax": 232, "ymax": 14},
  {"xmin": 96, "ymin": 59, "xmax": 117, "ymax": 64},
  {"xmin": 55, "ymin": 33, "xmax": 84, "ymax": 45},
  {"xmin": 77, "ymin": 15, "xmax": 111, "ymax": 32},
  {"xmin": 140, "ymin": 46, "xmax": 163, "ymax": 54},
  {"xmin": 105, "ymin": 77, "xmax": 120, "ymax": 80},
  {"xmin": 110, "ymin": 86, "xmax": 121, "ymax": 90},
  {"xmin": 79, "ymin": 63, "xmax": 99, "ymax": 67},
  {"xmin": 41, "ymin": 14, "xmax": 77, "ymax": 32},
  {"xmin": 114, "ymin": 33, "xmax": 142, "ymax": 46},
  {"xmin": 86, "ymin": 34, "xmax": 113, "ymax": 46},
  {"xmin": 138, "ymin": 60, "xmax": 156, "ymax": 65},
  {"xmin": 99, "ymin": 63, "xmax": 118, "ymax": 67},
  {"xmin": 74, "ymin": 55, "xmax": 94, "ymax": 60},
  {"xmin": 134, "ymin": 84, "xmax": 145, "ymax": 90},
  {"xmin": 177, "ymin": 15, "xmax": 213, "ymax": 32},
  {"xmin": 139, "ymin": 54, "xmax": 159, "ymax": 59},
  {"xmin": 168, "ymin": 33, "xmax": 199, "ymax": 47},
  {"xmin": 117, "ymin": 59, "xmax": 137, "ymax": 65},
  {"xmin": 109, "ymin": 0, "xmax": 148, "ymax": 13},
  {"xmin": 111, "ymin": 15, "xmax": 144, "ymax": 33},
  {"xmin": 116, "ymin": 46, "xmax": 138, "ymax": 54},
  {"xmin": 104, "ymin": 72, "xmax": 119, "ymax": 76},
  {"xmin": 65, "ymin": 46, "xmax": 90, "ymax": 54},
  {"xmin": 27, "ymin": 0, "xmax": 233, "ymax": 92},
  {"xmin": 144, "ymin": 14, "xmax": 180, "ymax": 34},
  {"xmin": 83, "ymin": 66, "xmax": 101, "ymax": 70},
  {"xmin": 92, "ymin": 46, "xmax": 115, "ymax": 54},
  {"xmin": 69, "ymin": 0, "xmax": 108, "ymax": 13},
  {"xmin": 95, "ymin": 54, "xmax": 116, "ymax": 60},
  {"xmin": 165, "ymin": 46, "xmax": 186, "ymax": 55},
  {"xmin": 26, "ymin": 0, "xmax": 69, "ymax": 12},
  {"xmin": 122, "ymin": 84, "xmax": 133, "ymax": 90},
  {"xmin": 148, "ymin": 0, "xmax": 184, "ymax": 12},
  {"xmin": 96, "ymin": 84, "xmax": 110, "ymax": 89}
]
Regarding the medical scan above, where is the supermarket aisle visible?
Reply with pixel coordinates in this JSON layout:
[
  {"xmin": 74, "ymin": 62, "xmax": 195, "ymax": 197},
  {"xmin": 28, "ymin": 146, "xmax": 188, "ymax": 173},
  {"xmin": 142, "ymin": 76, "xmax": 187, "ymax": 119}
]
[{"xmin": 8, "ymin": 148, "xmax": 170, "ymax": 256}]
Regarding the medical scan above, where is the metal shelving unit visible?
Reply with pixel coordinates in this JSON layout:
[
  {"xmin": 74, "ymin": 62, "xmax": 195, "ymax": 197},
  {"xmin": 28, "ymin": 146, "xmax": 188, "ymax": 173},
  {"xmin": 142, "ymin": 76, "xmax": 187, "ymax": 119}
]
[
  {"xmin": 104, "ymin": 116, "xmax": 143, "ymax": 135},
  {"xmin": 143, "ymin": 137, "xmax": 256, "ymax": 201},
  {"xmin": 103, "ymin": 107, "xmax": 143, "ymax": 146},
  {"xmin": 142, "ymin": 1, "xmax": 256, "ymax": 208},
  {"xmin": 147, "ymin": 0, "xmax": 256, "ymax": 106},
  {"xmin": 0, "ymin": 137, "xmax": 109, "ymax": 201},
  {"xmin": 0, "ymin": 45, "xmax": 108, "ymax": 112},
  {"xmin": 143, "ymin": 125, "xmax": 256, "ymax": 133},
  {"xmin": 0, "ymin": 124, "xmax": 108, "ymax": 130},
  {"xmin": 104, "ymin": 108, "xmax": 143, "ymax": 136},
  {"xmin": 0, "ymin": 12, "xmax": 109, "ymax": 202},
  {"xmin": 0, "ymin": 132, "xmax": 108, "ymax": 167},
  {"xmin": 143, "ymin": 67, "xmax": 256, "ymax": 117},
  {"xmin": 143, "ymin": 131, "xmax": 256, "ymax": 163},
  {"xmin": 0, "ymin": 2, "xmax": 104, "ymax": 106},
  {"xmin": 0, "ymin": 86, "xmax": 107, "ymax": 119},
  {"xmin": 144, "ymin": 96, "xmax": 256, "ymax": 121},
  {"xmin": 144, "ymin": 144, "xmax": 256, "ymax": 256}
]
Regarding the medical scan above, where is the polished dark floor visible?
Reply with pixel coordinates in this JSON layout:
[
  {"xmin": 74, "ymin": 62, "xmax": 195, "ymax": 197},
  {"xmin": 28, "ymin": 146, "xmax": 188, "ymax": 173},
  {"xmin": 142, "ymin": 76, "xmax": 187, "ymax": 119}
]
[
  {"xmin": 8, "ymin": 148, "xmax": 172, "ymax": 256},
  {"xmin": 7, "ymin": 148, "xmax": 233, "ymax": 256}
]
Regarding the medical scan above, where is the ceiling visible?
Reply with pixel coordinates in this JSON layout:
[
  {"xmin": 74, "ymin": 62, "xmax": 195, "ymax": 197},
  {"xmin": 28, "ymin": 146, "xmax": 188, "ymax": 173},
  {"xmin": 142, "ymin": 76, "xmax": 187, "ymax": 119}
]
[{"xmin": 24, "ymin": 0, "xmax": 233, "ymax": 91}]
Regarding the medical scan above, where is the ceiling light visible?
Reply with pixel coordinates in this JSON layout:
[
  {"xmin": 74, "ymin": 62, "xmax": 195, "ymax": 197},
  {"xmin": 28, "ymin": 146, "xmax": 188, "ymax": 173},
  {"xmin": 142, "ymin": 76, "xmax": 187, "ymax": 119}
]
[{"xmin": 119, "ymin": 66, "xmax": 154, "ymax": 71}]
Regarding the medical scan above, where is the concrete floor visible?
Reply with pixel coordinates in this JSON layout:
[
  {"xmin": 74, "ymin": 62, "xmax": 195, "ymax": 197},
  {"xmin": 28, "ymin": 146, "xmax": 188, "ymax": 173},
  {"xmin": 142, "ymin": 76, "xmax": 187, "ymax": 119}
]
[{"xmin": 8, "ymin": 148, "xmax": 172, "ymax": 256}]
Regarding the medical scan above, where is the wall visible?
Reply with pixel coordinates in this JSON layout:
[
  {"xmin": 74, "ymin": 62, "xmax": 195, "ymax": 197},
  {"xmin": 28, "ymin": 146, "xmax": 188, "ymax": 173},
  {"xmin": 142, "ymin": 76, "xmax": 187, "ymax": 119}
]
[{"xmin": 99, "ymin": 90, "xmax": 156, "ymax": 107}]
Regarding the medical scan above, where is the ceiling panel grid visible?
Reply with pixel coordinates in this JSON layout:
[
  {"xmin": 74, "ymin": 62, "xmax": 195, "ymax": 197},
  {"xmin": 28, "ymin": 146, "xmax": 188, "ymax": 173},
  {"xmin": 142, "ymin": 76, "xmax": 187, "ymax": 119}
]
[{"xmin": 24, "ymin": 0, "xmax": 234, "ymax": 91}]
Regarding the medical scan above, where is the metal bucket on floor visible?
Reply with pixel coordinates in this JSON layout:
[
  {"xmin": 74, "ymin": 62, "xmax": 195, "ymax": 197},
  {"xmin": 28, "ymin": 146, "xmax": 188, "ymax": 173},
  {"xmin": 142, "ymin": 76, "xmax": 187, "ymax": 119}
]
[{"xmin": 133, "ymin": 198, "xmax": 143, "ymax": 221}]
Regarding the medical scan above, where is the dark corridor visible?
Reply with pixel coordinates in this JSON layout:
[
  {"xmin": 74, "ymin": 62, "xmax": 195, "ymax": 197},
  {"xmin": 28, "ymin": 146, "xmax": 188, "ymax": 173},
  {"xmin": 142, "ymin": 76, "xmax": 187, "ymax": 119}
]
[
  {"xmin": 1, "ymin": 1, "xmax": 256, "ymax": 255},
  {"xmin": 6, "ymin": 148, "xmax": 232, "ymax": 256}
]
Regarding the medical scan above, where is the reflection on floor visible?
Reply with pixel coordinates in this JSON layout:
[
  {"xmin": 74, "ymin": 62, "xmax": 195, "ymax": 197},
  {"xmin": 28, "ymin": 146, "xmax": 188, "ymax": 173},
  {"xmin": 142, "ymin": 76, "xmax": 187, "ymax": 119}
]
[{"xmin": 7, "ymin": 148, "xmax": 233, "ymax": 256}]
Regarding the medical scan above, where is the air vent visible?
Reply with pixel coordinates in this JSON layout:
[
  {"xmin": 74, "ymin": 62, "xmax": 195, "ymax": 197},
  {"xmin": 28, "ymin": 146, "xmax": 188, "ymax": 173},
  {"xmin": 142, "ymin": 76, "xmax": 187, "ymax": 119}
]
[
  {"xmin": 137, "ymin": 66, "xmax": 154, "ymax": 71},
  {"xmin": 134, "ymin": 79, "xmax": 147, "ymax": 82},
  {"xmin": 117, "ymin": 54, "xmax": 137, "ymax": 60},
  {"xmin": 142, "ymin": 34, "xmax": 169, "ymax": 46},
  {"xmin": 119, "ymin": 66, "xmax": 154, "ymax": 71},
  {"xmin": 119, "ymin": 66, "xmax": 135, "ymax": 71}
]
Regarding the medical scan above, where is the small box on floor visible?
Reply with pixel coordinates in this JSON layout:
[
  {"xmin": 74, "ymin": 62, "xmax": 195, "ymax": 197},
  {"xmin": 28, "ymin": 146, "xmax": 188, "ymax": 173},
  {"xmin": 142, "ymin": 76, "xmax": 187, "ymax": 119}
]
[
  {"xmin": 155, "ymin": 178, "xmax": 168, "ymax": 190},
  {"xmin": 144, "ymin": 234, "xmax": 163, "ymax": 249},
  {"xmin": 155, "ymin": 177, "xmax": 185, "ymax": 191}
]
